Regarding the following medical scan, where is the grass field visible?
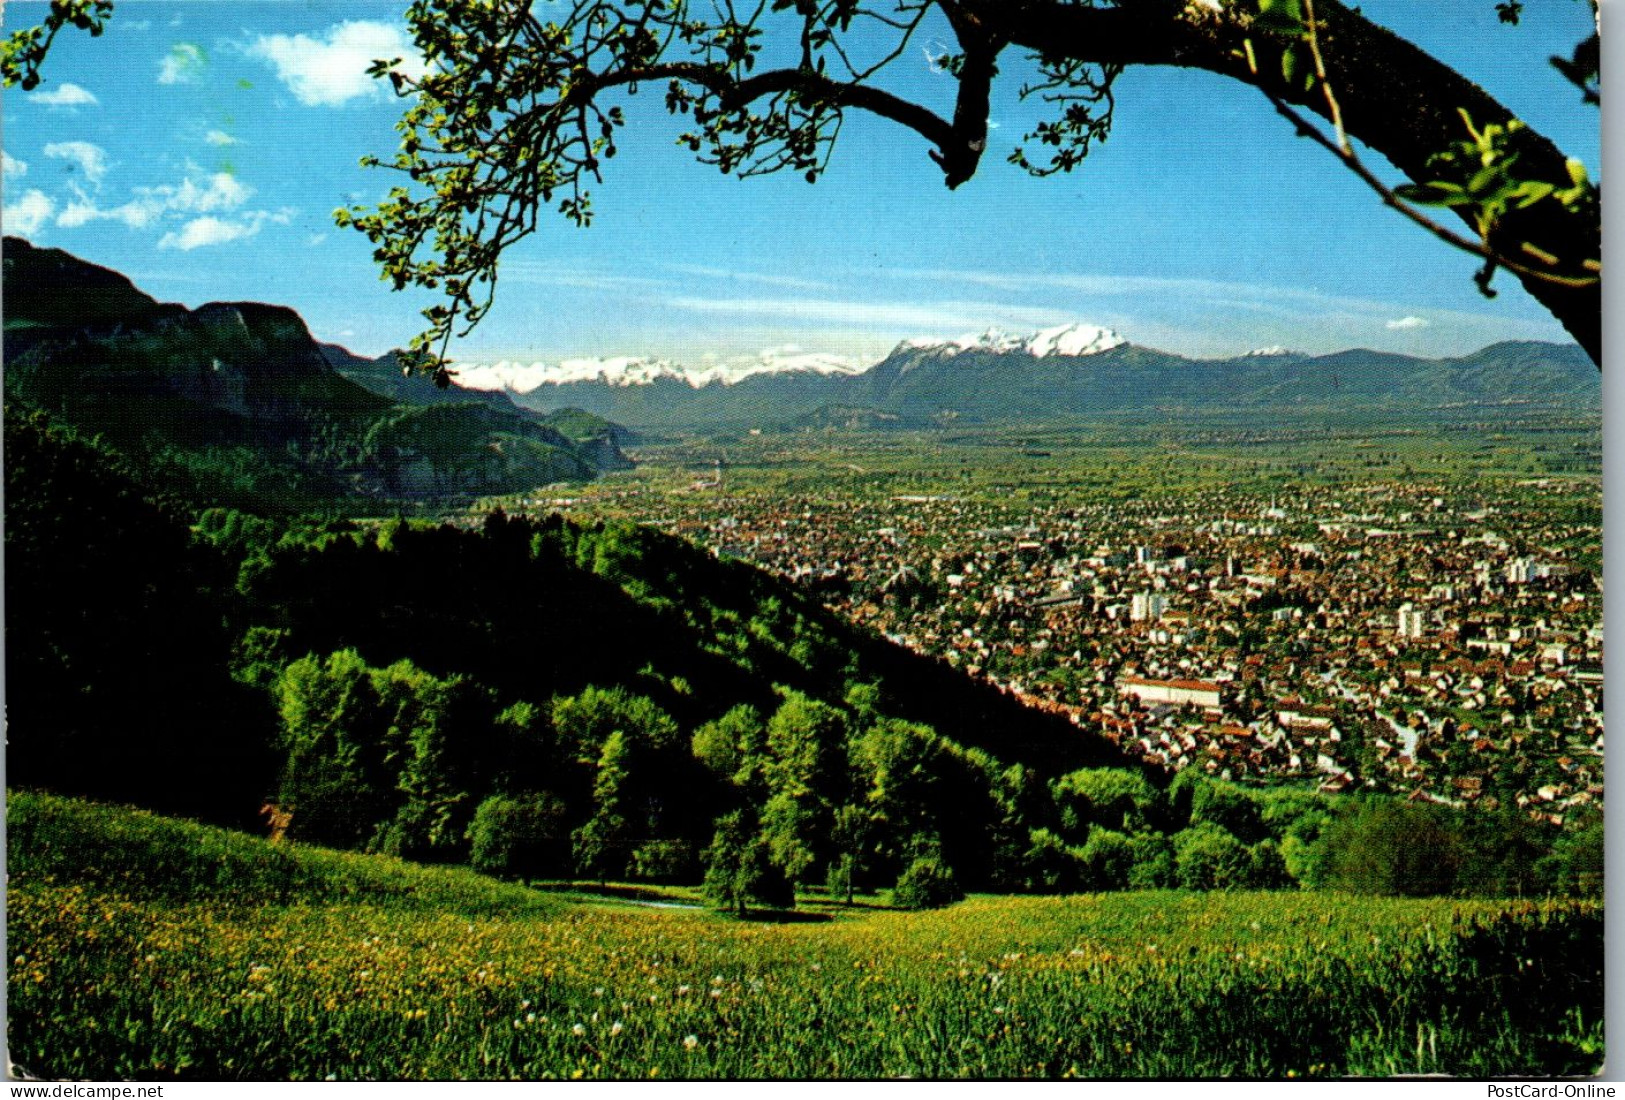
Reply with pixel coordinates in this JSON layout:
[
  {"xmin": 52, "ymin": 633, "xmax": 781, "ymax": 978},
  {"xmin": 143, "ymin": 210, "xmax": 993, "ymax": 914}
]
[{"xmin": 8, "ymin": 791, "xmax": 1604, "ymax": 1080}]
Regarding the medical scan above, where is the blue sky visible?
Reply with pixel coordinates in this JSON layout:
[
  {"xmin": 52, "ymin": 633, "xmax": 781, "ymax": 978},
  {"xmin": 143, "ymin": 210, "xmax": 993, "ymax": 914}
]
[{"xmin": 2, "ymin": 0, "xmax": 1601, "ymax": 372}]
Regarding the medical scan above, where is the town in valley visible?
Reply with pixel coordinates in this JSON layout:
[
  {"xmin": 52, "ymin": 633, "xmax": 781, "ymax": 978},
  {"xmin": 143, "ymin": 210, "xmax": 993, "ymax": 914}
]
[{"xmin": 494, "ymin": 413, "xmax": 1603, "ymax": 820}]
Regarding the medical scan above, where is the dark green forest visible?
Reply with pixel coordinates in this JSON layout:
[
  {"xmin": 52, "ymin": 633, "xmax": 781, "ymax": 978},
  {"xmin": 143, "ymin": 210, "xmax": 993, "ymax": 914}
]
[{"xmin": 5, "ymin": 406, "xmax": 1600, "ymax": 909}]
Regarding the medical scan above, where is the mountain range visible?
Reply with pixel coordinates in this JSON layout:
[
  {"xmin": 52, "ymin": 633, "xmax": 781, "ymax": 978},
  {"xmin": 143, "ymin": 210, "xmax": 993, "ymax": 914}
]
[
  {"xmin": 2, "ymin": 237, "xmax": 630, "ymax": 507},
  {"xmin": 480, "ymin": 326, "xmax": 1597, "ymax": 429},
  {"xmin": 5, "ymin": 236, "xmax": 1597, "ymax": 459}
]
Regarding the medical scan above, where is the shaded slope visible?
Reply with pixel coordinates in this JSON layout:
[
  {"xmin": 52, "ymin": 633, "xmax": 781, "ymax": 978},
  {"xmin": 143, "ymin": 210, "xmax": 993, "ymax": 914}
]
[{"xmin": 2, "ymin": 237, "xmax": 618, "ymax": 505}]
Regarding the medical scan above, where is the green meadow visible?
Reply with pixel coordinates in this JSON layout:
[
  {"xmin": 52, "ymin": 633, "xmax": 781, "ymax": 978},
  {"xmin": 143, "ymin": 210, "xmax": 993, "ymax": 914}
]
[{"xmin": 9, "ymin": 791, "xmax": 1602, "ymax": 1080}]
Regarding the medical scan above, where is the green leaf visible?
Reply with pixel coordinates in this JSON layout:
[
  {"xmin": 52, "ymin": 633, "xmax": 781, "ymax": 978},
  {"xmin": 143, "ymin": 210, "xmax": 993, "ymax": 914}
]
[
  {"xmin": 1510, "ymin": 180, "xmax": 1555, "ymax": 209},
  {"xmin": 1253, "ymin": 0, "xmax": 1306, "ymax": 35},
  {"xmin": 1466, "ymin": 165, "xmax": 1502, "ymax": 196},
  {"xmin": 1393, "ymin": 181, "xmax": 1473, "ymax": 208},
  {"xmin": 1257, "ymin": 0, "xmax": 1305, "ymax": 20},
  {"xmin": 1280, "ymin": 44, "xmax": 1299, "ymax": 85}
]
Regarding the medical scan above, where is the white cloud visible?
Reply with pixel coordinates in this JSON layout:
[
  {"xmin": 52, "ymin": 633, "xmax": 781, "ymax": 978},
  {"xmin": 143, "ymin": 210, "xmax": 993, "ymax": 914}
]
[
  {"xmin": 124, "ymin": 170, "xmax": 253, "ymax": 214},
  {"xmin": 307, "ymin": 232, "xmax": 328, "ymax": 246},
  {"xmin": 58, "ymin": 198, "xmax": 139, "ymax": 229},
  {"xmin": 156, "ymin": 206, "xmax": 291, "ymax": 251},
  {"xmin": 497, "ymin": 262, "xmax": 668, "ymax": 292},
  {"xmin": 1386, "ymin": 315, "xmax": 1432, "ymax": 330},
  {"xmin": 43, "ymin": 141, "xmax": 110, "ymax": 187},
  {"xmin": 4, "ymin": 189, "xmax": 56, "ymax": 234},
  {"xmin": 49, "ymin": 168, "xmax": 275, "ymax": 241},
  {"xmin": 665, "ymin": 294, "xmax": 1066, "ymax": 334},
  {"xmin": 3, "ymin": 151, "xmax": 26, "ymax": 177},
  {"xmin": 158, "ymin": 215, "xmax": 259, "ymax": 251},
  {"xmin": 159, "ymin": 42, "xmax": 205, "ymax": 84},
  {"xmin": 665, "ymin": 263, "xmax": 831, "ymax": 293},
  {"xmin": 246, "ymin": 21, "xmax": 427, "ymax": 107},
  {"xmin": 167, "ymin": 172, "xmax": 254, "ymax": 213},
  {"xmin": 204, "ymin": 130, "xmax": 240, "ymax": 146},
  {"xmin": 27, "ymin": 82, "xmax": 99, "ymax": 107},
  {"xmin": 893, "ymin": 267, "xmax": 1285, "ymax": 305},
  {"xmin": 53, "ymin": 201, "xmax": 100, "ymax": 230},
  {"xmin": 56, "ymin": 195, "xmax": 162, "ymax": 230}
]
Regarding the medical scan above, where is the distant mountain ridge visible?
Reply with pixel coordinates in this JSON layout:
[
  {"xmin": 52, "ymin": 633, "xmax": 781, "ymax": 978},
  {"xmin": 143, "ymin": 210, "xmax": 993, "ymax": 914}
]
[
  {"xmin": 2, "ymin": 237, "xmax": 630, "ymax": 505},
  {"xmin": 320, "ymin": 340, "xmax": 536, "ymax": 417},
  {"xmin": 493, "ymin": 330, "xmax": 1597, "ymax": 429},
  {"xmin": 5, "ymin": 238, "xmax": 1594, "ymax": 443},
  {"xmin": 319, "ymin": 342, "xmax": 635, "ymax": 470},
  {"xmin": 5, "ymin": 239, "xmax": 388, "ymax": 431}
]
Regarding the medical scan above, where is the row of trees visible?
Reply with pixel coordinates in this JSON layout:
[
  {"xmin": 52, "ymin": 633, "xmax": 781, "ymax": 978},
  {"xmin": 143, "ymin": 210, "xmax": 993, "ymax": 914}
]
[
  {"xmin": 269, "ymin": 650, "xmax": 1010, "ymax": 908},
  {"xmin": 271, "ymin": 642, "xmax": 1602, "ymax": 910},
  {"xmin": 216, "ymin": 506, "xmax": 1111, "ymax": 774}
]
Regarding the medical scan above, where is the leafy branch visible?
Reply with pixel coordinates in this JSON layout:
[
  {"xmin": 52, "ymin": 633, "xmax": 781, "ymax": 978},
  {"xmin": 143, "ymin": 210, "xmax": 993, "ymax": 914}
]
[
  {"xmin": 339, "ymin": 0, "xmax": 1001, "ymax": 379},
  {"xmin": 1241, "ymin": 0, "xmax": 1599, "ymax": 300},
  {"xmin": 0, "ymin": 0, "xmax": 114, "ymax": 90},
  {"xmin": 1007, "ymin": 53, "xmax": 1121, "ymax": 178},
  {"xmin": 3, "ymin": 0, "xmax": 1597, "ymax": 368}
]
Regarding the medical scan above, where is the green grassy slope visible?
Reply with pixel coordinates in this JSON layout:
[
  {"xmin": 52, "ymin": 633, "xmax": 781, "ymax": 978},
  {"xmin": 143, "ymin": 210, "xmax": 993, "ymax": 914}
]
[
  {"xmin": 7, "ymin": 792, "xmax": 1604, "ymax": 1081},
  {"xmin": 9, "ymin": 790, "xmax": 555, "ymax": 914}
]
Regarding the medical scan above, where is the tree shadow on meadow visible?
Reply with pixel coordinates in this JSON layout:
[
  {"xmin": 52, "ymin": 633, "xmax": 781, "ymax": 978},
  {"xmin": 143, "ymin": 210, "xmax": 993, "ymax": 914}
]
[{"xmin": 729, "ymin": 907, "xmax": 832, "ymax": 924}]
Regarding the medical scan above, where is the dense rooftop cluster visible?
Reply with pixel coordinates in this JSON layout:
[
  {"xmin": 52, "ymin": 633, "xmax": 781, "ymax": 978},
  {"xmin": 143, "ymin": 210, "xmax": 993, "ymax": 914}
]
[{"xmin": 540, "ymin": 469, "xmax": 1602, "ymax": 820}]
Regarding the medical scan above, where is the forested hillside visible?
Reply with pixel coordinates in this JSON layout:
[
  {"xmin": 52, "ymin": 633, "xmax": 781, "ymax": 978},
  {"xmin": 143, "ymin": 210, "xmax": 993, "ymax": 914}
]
[{"xmin": 3, "ymin": 406, "xmax": 1110, "ymax": 899}]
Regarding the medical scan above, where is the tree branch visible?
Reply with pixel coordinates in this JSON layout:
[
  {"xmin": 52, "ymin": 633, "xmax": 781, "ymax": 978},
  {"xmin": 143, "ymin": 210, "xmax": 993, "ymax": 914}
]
[
  {"xmin": 1258, "ymin": 88, "xmax": 1598, "ymax": 292},
  {"xmin": 929, "ymin": 7, "xmax": 1005, "ymax": 188},
  {"xmin": 348, "ymin": 0, "xmax": 1598, "ymax": 370},
  {"xmin": 564, "ymin": 60, "xmax": 962, "ymax": 173},
  {"xmin": 954, "ymin": 0, "xmax": 1600, "ymax": 365}
]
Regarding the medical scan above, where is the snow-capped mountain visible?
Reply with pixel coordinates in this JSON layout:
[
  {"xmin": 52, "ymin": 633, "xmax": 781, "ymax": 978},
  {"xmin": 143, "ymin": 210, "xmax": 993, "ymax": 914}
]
[
  {"xmin": 457, "ymin": 324, "xmax": 1125, "ymax": 394},
  {"xmin": 901, "ymin": 323, "xmax": 1126, "ymax": 360},
  {"xmin": 1028, "ymin": 323, "xmax": 1129, "ymax": 357},
  {"xmin": 449, "ymin": 322, "xmax": 1592, "ymax": 433},
  {"xmin": 455, "ymin": 346, "xmax": 870, "ymax": 393}
]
